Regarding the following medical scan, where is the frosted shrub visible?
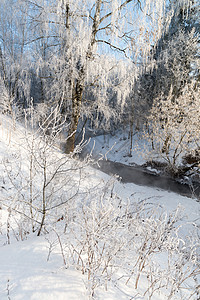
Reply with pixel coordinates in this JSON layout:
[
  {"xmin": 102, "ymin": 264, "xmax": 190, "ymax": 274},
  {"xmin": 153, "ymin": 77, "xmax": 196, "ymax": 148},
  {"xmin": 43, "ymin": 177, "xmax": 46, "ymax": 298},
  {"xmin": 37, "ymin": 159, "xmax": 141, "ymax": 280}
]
[
  {"xmin": 49, "ymin": 181, "xmax": 200, "ymax": 299},
  {"xmin": 62, "ymin": 177, "xmax": 128, "ymax": 297},
  {"xmin": 2, "ymin": 104, "xmax": 91, "ymax": 238}
]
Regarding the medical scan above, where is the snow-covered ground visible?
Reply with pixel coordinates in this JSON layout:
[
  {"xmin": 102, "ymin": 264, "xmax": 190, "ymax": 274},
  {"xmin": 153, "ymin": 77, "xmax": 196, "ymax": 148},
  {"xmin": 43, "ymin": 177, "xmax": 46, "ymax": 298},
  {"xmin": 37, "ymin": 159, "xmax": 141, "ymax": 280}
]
[
  {"xmin": 0, "ymin": 115, "xmax": 199, "ymax": 299},
  {"xmin": 85, "ymin": 130, "xmax": 150, "ymax": 166},
  {"xmin": 0, "ymin": 236, "xmax": 88, "ymax": 300}
]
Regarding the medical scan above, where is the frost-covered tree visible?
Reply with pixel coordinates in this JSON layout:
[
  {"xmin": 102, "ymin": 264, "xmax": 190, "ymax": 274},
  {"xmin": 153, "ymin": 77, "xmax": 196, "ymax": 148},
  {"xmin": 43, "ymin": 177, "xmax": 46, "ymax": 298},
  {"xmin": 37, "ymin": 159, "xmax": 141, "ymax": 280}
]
[
  {"xmin": 0, "ymin": 0, "xmax": 31, "ymax": 111},
  {"xmin": 21, "ymin": 0, "xmax": 171, "ymax": 153},
  {"xmin": 152, "ymin": 0, "xmax": 200, "ymax": 96},
  {"xmin": 129, "ymin": 0, "xmax": 200, "ymax": 173},
  {"xmin": 146, "ymin": 82, "xmax": 200, "ymax": 174},
  {"xmin": 1, "ymin": 0, "xmax": 191, "ymax": 153},
  {"xmin": 131, "ymin": 0, "xmax": 200, "ymax": 129}
]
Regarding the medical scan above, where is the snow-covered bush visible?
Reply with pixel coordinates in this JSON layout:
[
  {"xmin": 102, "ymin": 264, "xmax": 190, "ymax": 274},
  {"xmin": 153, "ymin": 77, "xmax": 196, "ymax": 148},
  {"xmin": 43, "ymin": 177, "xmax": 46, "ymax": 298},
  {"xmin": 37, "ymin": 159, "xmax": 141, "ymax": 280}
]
[
  {"xmin": 1, "ymin": 104, "xmax": 92, "ymax": 238},
  {"xmin": 47, "ymin": 181, "xmax": 200, "ymax": 299}
]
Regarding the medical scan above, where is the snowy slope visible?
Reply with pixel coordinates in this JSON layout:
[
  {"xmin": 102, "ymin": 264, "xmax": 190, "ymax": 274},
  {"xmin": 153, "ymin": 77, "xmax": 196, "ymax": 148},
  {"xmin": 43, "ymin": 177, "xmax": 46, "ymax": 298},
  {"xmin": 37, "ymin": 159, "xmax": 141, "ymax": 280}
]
[
  {"xmin": 0, "ymin": 114, "xmax": 199, "ymax": 299},
  {"xmin": 0, "ymin": 237, "xmax": 87, "ymax": 300}
]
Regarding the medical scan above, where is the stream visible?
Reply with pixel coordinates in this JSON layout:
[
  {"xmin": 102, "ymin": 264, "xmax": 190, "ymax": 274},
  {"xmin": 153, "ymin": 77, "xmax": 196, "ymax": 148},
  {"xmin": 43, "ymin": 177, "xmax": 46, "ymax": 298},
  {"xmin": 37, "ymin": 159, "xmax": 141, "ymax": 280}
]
[{"xmin": 92, "ymin": 159, "xmax": 200, "ymax": 199}]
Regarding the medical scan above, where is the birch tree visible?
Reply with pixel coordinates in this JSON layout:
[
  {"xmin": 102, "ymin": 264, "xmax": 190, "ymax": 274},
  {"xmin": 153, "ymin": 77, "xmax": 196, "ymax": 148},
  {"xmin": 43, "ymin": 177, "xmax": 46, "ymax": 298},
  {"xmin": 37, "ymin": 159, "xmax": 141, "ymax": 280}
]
[
  {"xmin": 21, "ymin": 0, "xmax": 170, "ymax": 153},
  {"xmin": 1, "ymin": 0, "xmax": 189, "ymax": 153}
]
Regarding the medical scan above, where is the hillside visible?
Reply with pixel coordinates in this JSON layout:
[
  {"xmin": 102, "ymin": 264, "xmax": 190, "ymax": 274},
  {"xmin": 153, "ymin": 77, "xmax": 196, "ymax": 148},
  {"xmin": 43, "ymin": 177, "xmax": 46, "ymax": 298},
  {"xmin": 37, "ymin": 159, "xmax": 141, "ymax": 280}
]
[{"xmin": 0, "ymin": 114, "xmax": 199, "ymax": 300}]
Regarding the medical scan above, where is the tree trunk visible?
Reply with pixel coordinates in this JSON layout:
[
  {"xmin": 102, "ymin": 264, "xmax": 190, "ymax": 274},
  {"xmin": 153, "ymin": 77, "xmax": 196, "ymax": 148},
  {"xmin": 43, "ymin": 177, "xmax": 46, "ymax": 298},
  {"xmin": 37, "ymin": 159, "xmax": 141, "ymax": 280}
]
[
  {"xmin": 65, "ymin": 0, "xmax": 102, "ymax": 153},
  {"xmin": 65, "ymin": 80, "xmax": 83, "ymax": 153}
]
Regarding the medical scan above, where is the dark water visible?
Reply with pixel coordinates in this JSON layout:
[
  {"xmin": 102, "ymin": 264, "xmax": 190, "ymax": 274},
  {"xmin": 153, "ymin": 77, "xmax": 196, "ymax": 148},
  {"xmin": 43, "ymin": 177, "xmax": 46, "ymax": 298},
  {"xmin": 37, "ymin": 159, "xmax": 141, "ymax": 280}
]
[{"xmin": 94, "ymin": 159, "xmax": 200, "ymax": 199}]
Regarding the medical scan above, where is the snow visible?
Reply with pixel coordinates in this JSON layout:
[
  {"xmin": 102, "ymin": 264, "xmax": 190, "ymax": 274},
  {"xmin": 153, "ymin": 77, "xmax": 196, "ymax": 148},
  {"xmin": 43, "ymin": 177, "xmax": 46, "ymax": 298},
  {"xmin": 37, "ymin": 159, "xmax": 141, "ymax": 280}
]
[
  {"xmin": 0, "ymin": 237, "xmax": 87, "ymax": 300},
  {"xmin": 85, "ymin": 130, "xmax": 149, "ymax": 166},
  {"xmin": 0, "ymin": 115, "xmax": 199, "ymax": 299}
]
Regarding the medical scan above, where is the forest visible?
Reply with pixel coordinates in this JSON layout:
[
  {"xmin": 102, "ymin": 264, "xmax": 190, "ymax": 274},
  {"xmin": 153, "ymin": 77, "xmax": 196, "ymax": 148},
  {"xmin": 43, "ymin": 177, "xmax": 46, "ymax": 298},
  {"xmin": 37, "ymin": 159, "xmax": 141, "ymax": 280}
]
[
  {"xmin": 0, "ymin": 0, "xmax": 200, "ymax": 299},
  {"xmin": 0, "ymin": 0, "xmax": 200, "ymax": 166}
]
